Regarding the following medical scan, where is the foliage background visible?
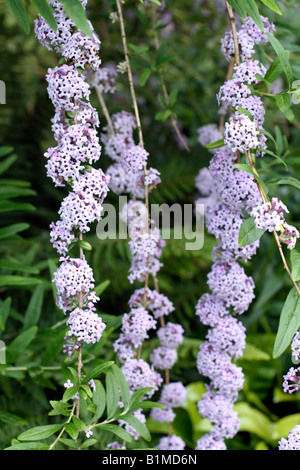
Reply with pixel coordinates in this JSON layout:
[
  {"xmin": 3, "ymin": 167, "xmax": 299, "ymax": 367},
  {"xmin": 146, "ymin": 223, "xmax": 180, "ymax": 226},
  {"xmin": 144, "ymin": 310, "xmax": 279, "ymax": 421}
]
[{"xmin": 1, "ymin": 0, "xmax": 300, "ymax": 450}]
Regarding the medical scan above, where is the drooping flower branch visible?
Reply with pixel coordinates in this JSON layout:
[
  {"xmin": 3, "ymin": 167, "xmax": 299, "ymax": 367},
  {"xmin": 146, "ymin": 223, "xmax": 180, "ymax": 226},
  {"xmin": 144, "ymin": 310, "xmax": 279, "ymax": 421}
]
[
  {"xmin": 34, "ymin": 0, "xmax": 108, "ymax": 420},
  {"xmin": 86, "ymin": 1, "xmax": 186, "ymax": 450},
  {"xmin": 193, "ymin": 9, "xmax": 280, "ymax": 450}
]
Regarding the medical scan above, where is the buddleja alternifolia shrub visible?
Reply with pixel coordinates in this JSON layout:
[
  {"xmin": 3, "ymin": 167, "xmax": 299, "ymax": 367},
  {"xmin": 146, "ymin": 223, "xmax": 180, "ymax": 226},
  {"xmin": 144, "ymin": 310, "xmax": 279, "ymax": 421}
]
[
  {"xmin": 194, "ymin": 0, "xmax": 300, "ymax": 451},
  {"xmin": 4, "ymin": 0, "xmax": 300, "ymax": 452}
]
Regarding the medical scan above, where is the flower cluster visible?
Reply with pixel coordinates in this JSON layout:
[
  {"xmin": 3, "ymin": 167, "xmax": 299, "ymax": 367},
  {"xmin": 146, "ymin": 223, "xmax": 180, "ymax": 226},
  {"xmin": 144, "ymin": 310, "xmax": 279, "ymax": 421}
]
[
  {"xmin": 150, "ymin": 381, "xmax": 186, "ymax": 429},
  {"xmin": 35, "ymin": 0, "xmax": 107, "ymax": 355},
  {"xmin": 101, "ymin": 110, "xmax": 160, "ymax": 198},
  {"xmin": 221, "ymin": 15, "xmax": 275, "ymax": 62},
  {"xmin": 279, "ymin": 425, "xmax": 300, "ymax": 450},
  {"xmin": 91, "ymin": 47, "xmax": 185, "ymax": 449},
  {"xmin": 251, "ymin": 197, "xmax": 299, "ymax": 250},
  {"xmin": 194, "ymin": 14, "xmax": 276, "ymax": 450},
  {"xmin": 280, "ymin": 325, "xmax": 300, "ymax": 448}
]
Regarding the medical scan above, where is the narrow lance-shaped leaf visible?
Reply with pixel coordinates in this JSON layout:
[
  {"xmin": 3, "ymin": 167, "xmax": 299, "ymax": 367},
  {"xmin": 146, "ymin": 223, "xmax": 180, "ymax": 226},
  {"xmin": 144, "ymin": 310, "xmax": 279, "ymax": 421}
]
[
  {"xmin": 290, "ymin": 250, "xmax": 300, "ymax": 283},
  {"xmin": 242, "ymin": 0, "xmax": 264, "ymax": 30},
  {"xmin": 6, "ymin": 326, "xmax": 38, "ymax": 363},
  {"xmin": 105, "ymin": 368, "xmax": 120, "ymax": 419},
  {"xmin": 273, "ymin": 284, "xmax": 300, "ymax": 358},
  {"xmin": 4, "ymin": 0, "xmax": 30, "ymax": 34},
  {"xmin": 17, "ymin": 424, "xmax": 64, "ymax": 442},
  {"xmin": 60, "ymin": 0, "xmax": 92, "ymax": 36},
  {"xmin": 226, "ymin": 0, "xmax": 247, "ymax": 18},
  {"xmin": 259, "ymin": 0, "xmax": 282, "ymax": 15},
  {"xmin": 29, "ymin": 0, "xmax": 57, "ymax": 30},
  {"xmin": 238, "ymin": 217, "xmax": 265, "ymax": 247},
  {"xmin": 118, "ymin": 415, "xmax": 151, "ymax": 442},
  {"xmin": 266, "ymin": 33, "xmax": 293, "ymax": 87}
]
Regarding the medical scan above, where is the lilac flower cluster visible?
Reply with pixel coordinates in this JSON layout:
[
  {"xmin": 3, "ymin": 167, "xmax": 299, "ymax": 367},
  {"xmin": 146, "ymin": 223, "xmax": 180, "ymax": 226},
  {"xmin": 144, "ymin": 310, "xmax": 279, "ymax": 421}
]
[
  {"xmin": 194, "ymin": 15, "xmax": 276, "ymax": 450},
  {"xmin": 279, "ymin": 425, "xmax": 300, "ymax": 450},
  {"xmin": 35, "ymin": 0, "xmax": 107, "ymax": 355},
  {"xmin": 251, "ymin": 197, "xmax": 299, "ymax": 250},
  {"xmin": 279, "ymin": 329, "xmax": 300, "ymax": 448},
  {"xmin": 101, "ymin": 111, "xmax": 160, "ymax": 198},
  {"xmin": 221, "ymin": 15, "xmax": 275, "ymax": 63},
  {"xmin": 92, "ymin": 53, "xmax": 185, "ymax": 450}
]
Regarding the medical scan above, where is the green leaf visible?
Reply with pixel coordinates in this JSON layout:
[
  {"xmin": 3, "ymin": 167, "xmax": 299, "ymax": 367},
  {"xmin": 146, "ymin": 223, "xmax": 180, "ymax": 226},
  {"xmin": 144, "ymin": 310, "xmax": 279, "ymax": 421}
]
[
  {"xmin": 0, "ymin": 260, "xmax": 39, "ymax": 274},
  {"xmin": 105, "ymin": 368, "xmax": 120, "ymax": 419},
  {"xmin": 0, "ymin": 223, "xmax": 29, "ymax": 241},
  {"xmin": 291, "ymin": 250, "xmax": 300, "ymax": 282},
  {"xmin": 227, "ymin": 0, "xmax": 247, "ymax": 17},
  {"xmin": 6, "ymin": 326, "xmax": 38, "ymax": 363},
  {"xmin": 91, "ymin": 380, "xmax": 106, "ymax": 422},
  {"xmin": 238, "ymin": 106, "xmax": 254, "ymax": 121},
  {"xmin": 0, "ymin": 146, "xmax": 14, "ymax": 157},
  {"xmin": 62, "ymin": 386, "xmax": 79, "ymax": 403},
  {"xmin": 272, "ymin": 414, "xmax": 300, "ymax": 441},
  {"xmin": 77, "ymin": 240, "xmax": 92, "ymax": 251},
  {"xmin": 48, "ymin": 259, "xmax": 58, "ymax": 304},
  {"xmin": 275, "ymin": 93, "xmax": 294, "ymax": 122},
  {"xmin": 0, "ymin": 186, "xmax": 36, "ymax": 200},
  {"xmin": 272, "ymin": 176, "xmax": 300, "ymax": 191},
  {"xmin": 4, "ymin": 0, "xmax": 30, "ymax": 34},
  {"xmin": 72, "ymin": 416, "xmax": 86, "ymax": 431},
  {"xmin": 41, "ymin": 330, "xmax": 66, "ymax": 366},
  {"xmin": 242, "ymin": 342, "xmax": 271, "ymax": 361},
  {"xmin": 205, "ymin": 138, "xmax": 224, "ymax": 150},
  {"xmin": 155, "ymin": 110, "xmax": 171, "ymax": 122},
  {"xmin": 4, "ymin": 442, "xmax": 49, "ymax": 450},
  {"xmin": 59, "ymin": 438, "xmax": 79, "ymax": 449},
  {"xmin": 83, "ymin": 361, "xmax": 114, "ymax": 384},
  {"xmin": 263, "ymin": 57, "xmax": 282, "ymax": 84},
  {"xmin": 60, "ymin": 0, "xmax": 92, "ymax": 36},
  {"xmin": 0, "ymin": 410, "xmax": 27, "ymax": 426},
  {"xmin": 235, "ymin": 402, "xmax": 273, "ymax": 442},
  {"xmin": 18, "ymin": 424, "xmax": 64, "ymax": 441},
  {"xmin": 0, "ymin": 297, "xmax": 11, "ymax": 332},
  {"xmin": 242, "ymin": 0, "xmax": 264, "ymax": 31},
  {"xmin": 235, "ymin": 163, "xmax": 268, "ymax": 195},
  {"xmin": 132, "ymin": 401, "xmax": 165, "ymax": 412},
  {"xmin": 258, "ymin": 148, "xmax": 287, "ymax": 169},
  {"xmin": 273, "ymin": 284, "xmax": 300, "ymax": 358},
  {"xmin": 129, "ymin": 387, "xmax": 153, "ymax": 407},
  {"xmin": 266, "ymin": 33, "xmax": 293, "ymax": 86},
  {"xmin": 140, "ymin": 68, "xmax": 152, "ymax": 87},
  {"xmin": 98, "ymin": 423, "xmax": 132, "ymax": 443},
  {"xmin": 0, "ymin": 201, "xmax": 35, "ymax": 213},
  {"xmin": 0, "ymin": 155, "xmax": 18, "ymax": 175},
  {"xmin": 23, "ymin": 284, "xmax": 44, "ymax": 330},
  {"xmin": 139, "ymin": 0, "xmax": 161, "ymax": 6},
  {"xmin": 49, "ymin": 400, "xmax": 70, "ymax": 417},
  {"xmin": 29, "ymin": 0, "xmax": 57, "ymax": 30},
  {"xmin": 111, "ymin": 364, "xmax": 130, "ymax": 410},
  {"xmin": 238, "ymin": 217, "xmax": 265, "ymax": 247},
  {"xmin": 0, "ymin": 276, "xmax": 43, "ymax": 288},
  {"xmin": 259, "ymin": 0, "xmax": 282, "ymax": 15},
  {"xmin": 80, "ymin": 438, "xmax": 97, "ymax": 449},
  {"xmin": 260, "ymin": 128, "xmax": 277, "ymax": 149},
  {"xmin": 94, "ymin": 280, "xmax": 110, "ymax": 297},
  {"xmin": 65, "ymin": 422, "xmax": 79, "ymax": 440},
  {"xmin": 168, "ymin": 87, "xmax": 179, "ymax": 108},
  {"xmin": 119, "ymin": 415, "xmax": 151, "ymax": 441}
]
